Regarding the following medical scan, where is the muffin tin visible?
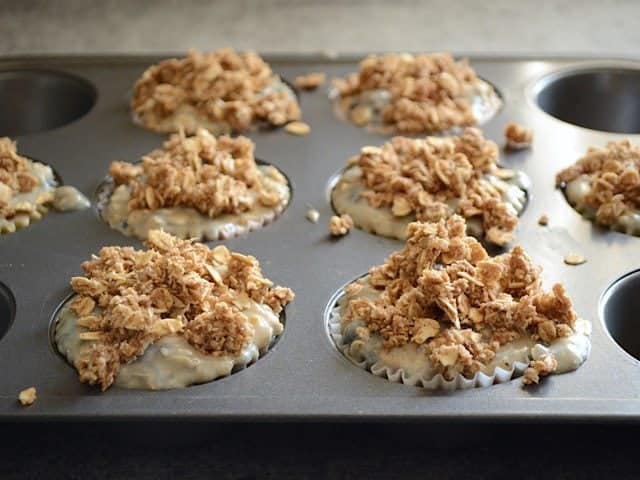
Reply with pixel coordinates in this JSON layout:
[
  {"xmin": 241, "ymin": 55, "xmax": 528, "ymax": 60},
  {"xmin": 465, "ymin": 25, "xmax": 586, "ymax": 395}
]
[{"xmin": 1, "ymin": 54, "xmax": 640, "ymax": 421}]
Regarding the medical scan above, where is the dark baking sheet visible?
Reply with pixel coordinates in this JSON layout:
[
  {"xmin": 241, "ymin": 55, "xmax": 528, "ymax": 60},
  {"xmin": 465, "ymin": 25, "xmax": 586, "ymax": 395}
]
[{"xmin": 0, "ymin": 54, "xmax": 639, "ymax": 421}]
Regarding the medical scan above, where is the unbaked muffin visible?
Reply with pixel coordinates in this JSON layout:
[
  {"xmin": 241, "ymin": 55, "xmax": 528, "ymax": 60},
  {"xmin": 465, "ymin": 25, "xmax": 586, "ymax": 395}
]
[
  {"xmin": 54, "ymin": 230, "xmax": 294, "ymax": 390},
  {"xmin": 557, "ymin": 139, "xmax": 640, "ymax": 235},
  {"xmin": 332, "ymin": 53, "xmax": 501, "ymax": 134},
  {"xmin": 331, "ymin": 128, "xmax": 528, "ymax": 245},
  {"xmin": 329, "ymin": 215, "xmax": 591, "ymax": 389},
  {"xmin": 100, "ymin": 128, "xmax": 290, "ymax": 241},
  {"xmin": 131, "ymin": 48, "xmax": 301, "ymax": 134}
]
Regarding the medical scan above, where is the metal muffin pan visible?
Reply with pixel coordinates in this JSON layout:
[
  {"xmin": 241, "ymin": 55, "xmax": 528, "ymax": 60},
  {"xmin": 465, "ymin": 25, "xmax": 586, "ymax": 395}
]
[{"xmin": 1, "ymin": 55, "xmax": 640, "ymax": 421}]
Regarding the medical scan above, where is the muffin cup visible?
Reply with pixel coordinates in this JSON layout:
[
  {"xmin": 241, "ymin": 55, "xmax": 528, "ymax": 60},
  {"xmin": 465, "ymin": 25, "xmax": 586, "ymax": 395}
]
[{"xmin": 95, "ymin": 161, "xmax": 290, "ymax": 242}]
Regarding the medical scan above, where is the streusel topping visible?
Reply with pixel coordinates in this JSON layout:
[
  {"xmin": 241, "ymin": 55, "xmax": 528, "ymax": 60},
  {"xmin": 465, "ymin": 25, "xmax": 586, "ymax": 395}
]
[
  {"xmin": 342, "ymin": 215, "xmax": 577, "ymax": 381},
  {"xmin": 109, "ymin": 128, "xmax": 287, "ymax": 218},
  {"xmin": 347, "ymin": 128, "xmax": 519, "ymax": 245},
  {"xmin": 556, "ymin": 140, "xmax": 640, "ymax": 226},
  {"xmin": 68, "ymin": 230, "xmax": 294, "ymax": 390},
  {"xmin": 131, "ymin": 48, "xmax": 301, "ymax": 132},
  {"xmin": 333, "ymin": 53, "xmax": 483, "ymax": 133}
]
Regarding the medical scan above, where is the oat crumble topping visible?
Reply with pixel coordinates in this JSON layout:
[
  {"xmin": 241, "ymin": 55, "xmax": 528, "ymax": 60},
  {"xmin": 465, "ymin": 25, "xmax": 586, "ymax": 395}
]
[
  {"xmin": 342, "ymin": 215, "xmax": 578, "ymax": 382},
  {"xmin": 131, "ymin": 48, "xmax": 301, "ymax": 133},
  {"xmin": 523, "ymin": 354, "xmax": 557, "ymax": 385},
  {"xmin": 284, "ymin": 121, "xmax": 311, "ymax": 136},
  {"xmin": 67, "ymin": 230, "xmax": 294, "ymax": 390},
  {"xmin": 333, "ymin": 53, "xmax": 486, "ymax": 133},
  {"xmin": 330, "ymin": 214, "xmax": 354, "ymax": 236},
  {"xmin": 504, "ymin": 122, "xmax": 533, "ymax": 149},
  {"xmin": 109, "ymin": 128, "xmax": 287, "ymax": 218},
  {"xmin": 295, "ymin": 72, "xmax": 326, "ymax": 90},
  {"xmin": 556, "ymin": 140, "xmax": 640, "ymax": 227},
  {"xmin": 346, "ymin": 128, "xmax": 520, "ymax": 245},
  {"xmin": 18, "ymin": 387, "xmax": 37, "ymax": 406}
]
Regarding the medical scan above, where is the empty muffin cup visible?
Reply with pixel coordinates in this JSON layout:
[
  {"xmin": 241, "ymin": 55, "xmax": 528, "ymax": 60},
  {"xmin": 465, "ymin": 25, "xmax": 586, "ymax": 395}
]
[
  {"xmin": 532, "ymin": 65, "xmax": 640, "ymax": 133},
  {"xmin": 0, "ymin": 282, "xmax": 16, "ymax": 342},
  {"xmin": 600, "ymin": 269, "xmax": 640, "ymax": 361},
  {"xmin": 0, "ymin": 70, "xmax": 96, "ymax": 136}
]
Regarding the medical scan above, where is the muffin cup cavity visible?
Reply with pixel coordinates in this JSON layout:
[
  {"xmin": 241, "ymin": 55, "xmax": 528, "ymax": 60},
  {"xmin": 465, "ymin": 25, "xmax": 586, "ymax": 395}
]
[
  {"xmin": 0, "ymin": 70, "xmax": 96, "ymax": 136},
  {"xmin": 0, "ymin": 282, "xmax": 16, "ymax": 343},
  {"xmin": 600, "ymin": 269, "xmax": 640, "ymax": 362},
  {"xmin": 532, "ymin": 64, "xmax": 640, "ymax": 133}
]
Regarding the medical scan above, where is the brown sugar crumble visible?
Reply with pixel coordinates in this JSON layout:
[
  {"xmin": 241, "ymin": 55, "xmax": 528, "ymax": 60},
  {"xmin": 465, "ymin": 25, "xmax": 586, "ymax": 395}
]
[
  {"xmin": 348, "ymin": 128, "xmax": 520, "ymax": 245},
  {"xmin": 556, "ymin": 140, "xmax": 640, "ymax": 227},
  {"xmin": 67, "ymin": 230, "xmax": 294, "ymax": 390},
  {"xmin": 109, "ymin": 128, "xmax": 288, "ymax": 218},
  {"xmin": 333, "ymin": 53, "xmax": 489, "ymax": 133},
  {"xmin": 131, "ymin": 48, "xmax": 301, "ymax": 133},
  {"xmin": 329, "ymin": 214, "xmax": 354, "ymax": 236},
  {"xmin": 18, "ymin": 387, "xmax": 37, "ymax": 406},
  {"xmin": 295, "ymin": 72, "xmax": 326, "ymax": 90},
  {"xmin": 504, "ymin": 122, "xmax": 533, "ymax": 150},
  {"xmin": 0, "ymin": 138, "xmax": 52, "ymax": 227},
  {"xmin": 342, "ymin": 215, "xmax": 579, "ymax": 383}
]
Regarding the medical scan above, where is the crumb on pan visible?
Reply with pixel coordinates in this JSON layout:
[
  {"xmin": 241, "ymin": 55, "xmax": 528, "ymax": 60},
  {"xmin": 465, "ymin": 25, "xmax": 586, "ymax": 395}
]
[
  {"xmin": 284, "ymin": 121, "xmax": 311, "ymax": 136},
  {"xmin": 342, "ymin": 215, "xmax": 579, "ymax": 383},
  {"xmin": 18, "ymin": 387, "xmax": 37, "ymax": 406},
  {"xmin": 523, "ymin": 354, "xmax": 558, "ymax": 385},
  {"xmin": 504, "ymin": 122, "xmax": 533, "ymax": 150},
  {"xmin": 131, "ymin": 48, "xmax": 301, "ymax": 132},
  {"xmin": 109, "ymin": 128, "xmax": 288, "ymax": 218},
  {"xmin": 564, "ymin": 254, "xmax": 586, "ymax": 266},
  {"xmin": 68, "ymin": 230, "xmax": 294, "ymax": 390},
  {"xmin": 349, "ymin": 128, "xmax": 519, "ymax": 245},
  {"xmin": 295, "ymin": 72, "xmax": 326, "ymax": 90},
  {"xmin": 333, "ymin": 53, "xmax": 484, "ymax": 133},
  {"xmin": 329, "ymin": 214, "xmax": 353, "ymax": 236},
  {"xmin": 538, "ymin": 214, "xmax": 549, "ymax": 226},
  {"xmin": 556, "ymin": 140, "xmax": 640, "ymax": 227},
  {"xmin": 306, "ymin": 208, "xmax": 320, "ymax": 223}
]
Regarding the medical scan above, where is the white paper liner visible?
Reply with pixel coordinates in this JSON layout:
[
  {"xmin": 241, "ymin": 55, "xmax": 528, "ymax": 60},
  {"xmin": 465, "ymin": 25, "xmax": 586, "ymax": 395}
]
[{"xmin": 327, "ymin": 301, "xmax": 529, "ymax": 391}]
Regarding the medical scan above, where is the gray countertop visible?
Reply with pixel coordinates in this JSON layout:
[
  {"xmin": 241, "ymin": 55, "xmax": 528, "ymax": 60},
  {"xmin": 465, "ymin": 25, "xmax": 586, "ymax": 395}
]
[{"xmin": 2, "ymin": 0, "xmax": 640, "ymax": 58}]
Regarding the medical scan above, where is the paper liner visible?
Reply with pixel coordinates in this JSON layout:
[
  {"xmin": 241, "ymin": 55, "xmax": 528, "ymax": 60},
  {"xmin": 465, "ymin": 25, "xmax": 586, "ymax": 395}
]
[
  {"xmin": 95, "ymin": 168, "xmax": 289, "ymax": 242},
  {"xmin": 327, "ymin": 302, "xmax": 528, "ymax": 391}
]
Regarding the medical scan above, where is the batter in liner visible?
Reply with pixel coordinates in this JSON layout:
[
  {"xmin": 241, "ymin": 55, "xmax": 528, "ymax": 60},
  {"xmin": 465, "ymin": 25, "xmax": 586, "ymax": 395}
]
[
  {"xmin": 101, "ymin": 129, "xmax": 290, "ymax": 241},
  {"xmin": 54, "ymin": 230, "xmax": 294, "ymax": 390},
  {"xmin": 331, "ymin": 128, "xmax": 528, "ymax": 245},
  {"xmin": 331, "ymin": 215, "xmax": 591, "ymax": 388},
  {"xmin": 131, "ymin": 48, "xmax": 301, "ymax": 134},
  {"xmin": 557, "ymin": 140, "xmax": 640, "ymax": 235},
  {"xmin": 332, "ymin": 53, "xmax": 501, "ymax": 134}
]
